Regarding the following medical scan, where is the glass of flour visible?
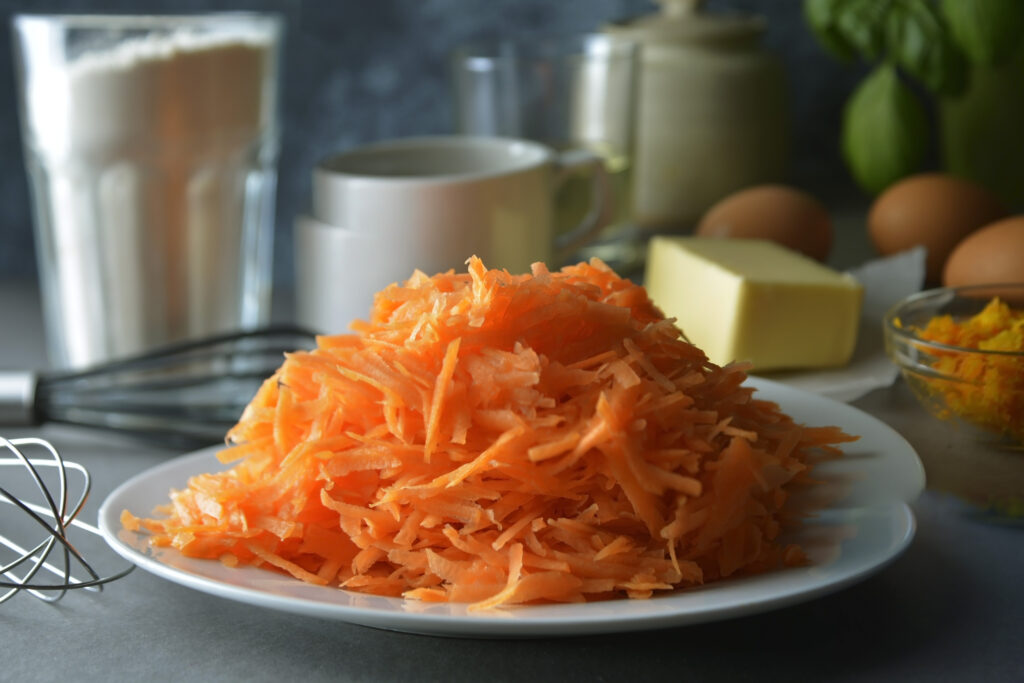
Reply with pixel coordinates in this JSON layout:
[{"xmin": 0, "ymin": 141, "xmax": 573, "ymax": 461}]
[{"xmin": 12, "ymin": 14, "xmax": 282, "ymax": 368}]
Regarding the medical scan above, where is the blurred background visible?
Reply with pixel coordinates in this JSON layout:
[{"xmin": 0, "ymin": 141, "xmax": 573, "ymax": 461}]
[{"xmin": 0, "ymin": 0, "xmax": 868, "ymax": 292}]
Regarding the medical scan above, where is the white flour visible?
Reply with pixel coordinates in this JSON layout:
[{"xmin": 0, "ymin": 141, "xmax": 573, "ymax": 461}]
[{"xmin": 20, "ymin": 23, "xmax": 279, "ymax": 367}]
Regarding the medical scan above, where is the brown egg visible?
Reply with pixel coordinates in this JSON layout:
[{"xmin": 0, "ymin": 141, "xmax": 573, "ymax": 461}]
[
  {"xmin": 868, "ymin": 173, "xmax": 1008, "ymax": 285},
  {"xmin": 696, "ymin": 185, "xmax": 833, "ymax": 261},
  {"xmin": 944, "ymin": 216, "xmax": 1024, "ymax": 287}
]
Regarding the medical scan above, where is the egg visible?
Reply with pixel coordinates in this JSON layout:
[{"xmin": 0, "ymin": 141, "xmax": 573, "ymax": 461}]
[
  {"xmin": 696, "ymin": 185, "xmax": 832, "ymax": 262},
  {"xmin": 944, "ymin": 216, "xmax": 1024, "ymax": 287},
  {"xmin": 868, "ymin": 173, "xmax": 1007, "ymax": 285}
]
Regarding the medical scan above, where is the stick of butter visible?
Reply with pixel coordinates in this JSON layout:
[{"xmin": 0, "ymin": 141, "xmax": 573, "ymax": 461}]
[{"xmin": 645, "ymin": 237, "xmax": 863, "ymax": 371}]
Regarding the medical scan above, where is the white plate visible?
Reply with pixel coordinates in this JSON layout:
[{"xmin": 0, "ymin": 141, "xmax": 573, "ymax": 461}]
[{"xmin": 98, "ymin": 377, "xmax": 925, "ymax": 637}]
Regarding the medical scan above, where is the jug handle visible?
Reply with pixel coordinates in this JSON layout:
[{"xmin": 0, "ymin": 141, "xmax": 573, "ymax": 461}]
[{"xmin": 552, "ymin": 148, "xmax": 614, "ymax": 261}]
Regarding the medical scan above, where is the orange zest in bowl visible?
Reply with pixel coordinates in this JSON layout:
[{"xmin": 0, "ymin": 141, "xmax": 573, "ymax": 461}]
[{"xmin": 913, "ymin": 297, "xmax": 1024, "ymax": 444}]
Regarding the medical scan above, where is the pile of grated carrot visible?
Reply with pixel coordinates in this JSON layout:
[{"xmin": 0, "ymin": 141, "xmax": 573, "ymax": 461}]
[{"xmin": 124, "ymin": 257, "xmax": 856, "ymax": 608}]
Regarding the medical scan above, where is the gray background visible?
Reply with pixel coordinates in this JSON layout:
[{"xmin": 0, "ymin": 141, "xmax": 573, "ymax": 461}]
[{"xmin": 0, "ymin": 0, "xmax": 865, "ymax": 290}]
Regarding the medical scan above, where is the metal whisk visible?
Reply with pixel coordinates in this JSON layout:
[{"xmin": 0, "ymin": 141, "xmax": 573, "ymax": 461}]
[
  {"xmin": 1, "ymin": 436, "xmax": 133, "ymax": 604},
  {"xmin": 0, "ymin": 326, "xmax": 316, "ymax": 448}
]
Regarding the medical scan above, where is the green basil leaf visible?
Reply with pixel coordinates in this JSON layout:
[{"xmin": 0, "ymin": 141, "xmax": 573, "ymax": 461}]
[
  {"xmin": 842, "ymin": 63, "xmax": 929, "ymax": 194},
  {"xmin": 804, "ymin": 0, "xmax": 857, "ymax": 61},
  {"xmin": 940, "ymin": 0, "xmax": 1024, "ymax": 66},
  {"xmin": 887, "ymin": 0, "xmax": 967, "ymax": 96},
  {"xmin": 835, "ymin": 0, "xmax": 893, "ymax": 61}
]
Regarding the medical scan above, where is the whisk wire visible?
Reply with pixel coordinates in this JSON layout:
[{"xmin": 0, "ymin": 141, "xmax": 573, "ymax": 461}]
[
  {"xmin": 0, "ymin": 437, "xmax": 134, "ymax": 604},
  {"xmin": 38, "ymin": 325, "xmax": 314, "ymax": 381},
  {"xmin": 27, "ymin": 325, "xmax": 317, "ymax": 447}
]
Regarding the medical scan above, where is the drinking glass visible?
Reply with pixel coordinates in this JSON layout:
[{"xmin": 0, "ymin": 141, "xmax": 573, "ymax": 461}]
[
  {"xmin": 12, "ymin": 13, "xmax": 282, "ymax": 368},
  {"xmin": 452, "ymin": 35, "xmax": 641, "ymax": 275}
]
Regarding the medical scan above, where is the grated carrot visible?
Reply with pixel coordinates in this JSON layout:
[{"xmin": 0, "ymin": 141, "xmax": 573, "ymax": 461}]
[{"xmin": 129, "ymin": 257, "xmax": 856, "ymax": 608}]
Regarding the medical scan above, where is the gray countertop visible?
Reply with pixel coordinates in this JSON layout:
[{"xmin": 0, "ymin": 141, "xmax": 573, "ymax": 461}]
[{"xmin": 1, "ymin": 278, "xmax": 1021, "ymax": 683}]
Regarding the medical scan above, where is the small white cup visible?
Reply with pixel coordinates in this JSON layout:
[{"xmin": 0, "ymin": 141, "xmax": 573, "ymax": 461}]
[
  {"xmin": 294, "ymin": 215, "xmax": 398, "ymax": 333},
  {"xmin": 295, "ymin": 135, "xmax": 611, "ymax": 333}
]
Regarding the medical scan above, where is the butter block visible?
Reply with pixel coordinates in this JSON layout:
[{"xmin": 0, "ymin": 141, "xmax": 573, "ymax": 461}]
[{"xmin": 645, "ymin": 237, "xmax": 863, "ymax": 371}]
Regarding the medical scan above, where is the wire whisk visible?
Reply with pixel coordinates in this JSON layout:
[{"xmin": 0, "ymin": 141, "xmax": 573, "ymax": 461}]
[
  {"xmin": 0, "ymin": 326, "xmax": 317, "ymax": 448},
  {"xmin": 0, "ymin": 436, "xmax": 133, "ymax": 604}
]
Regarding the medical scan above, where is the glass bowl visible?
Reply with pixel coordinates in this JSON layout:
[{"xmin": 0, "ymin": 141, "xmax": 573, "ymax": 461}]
[{"xmin": 883, "ymin": 283, "xmax": 1024, "ymax": 519}]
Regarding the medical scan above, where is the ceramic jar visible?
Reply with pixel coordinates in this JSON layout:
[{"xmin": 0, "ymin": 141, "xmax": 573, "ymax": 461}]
[{"xmin": 607, "ymin": 0, "xmax": 790, "ymax": 233}]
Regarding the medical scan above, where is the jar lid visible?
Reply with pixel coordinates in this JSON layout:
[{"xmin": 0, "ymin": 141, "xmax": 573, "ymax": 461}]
[{"xmin": 606, "ymin": 0, "xmax": 765, "ymax": 45}]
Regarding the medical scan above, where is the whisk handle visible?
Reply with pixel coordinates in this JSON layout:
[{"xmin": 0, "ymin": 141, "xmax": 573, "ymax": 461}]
[{"xmin": 0, "ymin": 371, "xmax": 38, "ymax": 424}]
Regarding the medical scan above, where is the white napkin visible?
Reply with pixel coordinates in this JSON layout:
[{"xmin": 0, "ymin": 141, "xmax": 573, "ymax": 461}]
[{"xmin": 755, "ymin": 247, "xmax": 927, "ymax": 403}]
